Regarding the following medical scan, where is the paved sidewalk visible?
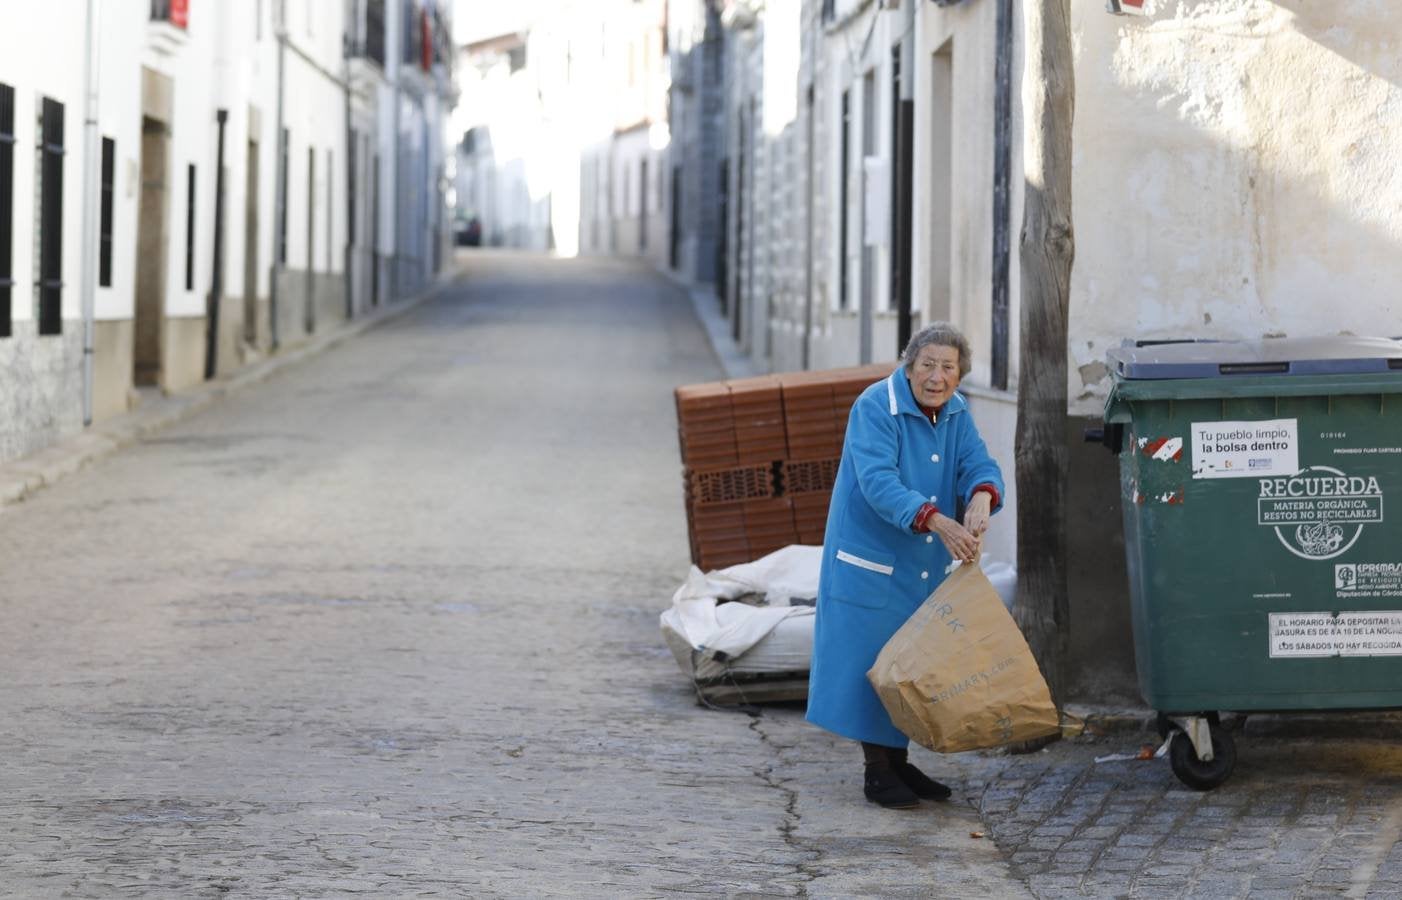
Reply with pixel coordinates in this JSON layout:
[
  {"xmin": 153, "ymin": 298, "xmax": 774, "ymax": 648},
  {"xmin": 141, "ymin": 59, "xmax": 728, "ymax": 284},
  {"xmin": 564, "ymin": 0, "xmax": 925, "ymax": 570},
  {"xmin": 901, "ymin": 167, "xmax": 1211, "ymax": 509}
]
[{"xmin": 655, "ymin": 266, "xmax": 759, "ymax": 381}]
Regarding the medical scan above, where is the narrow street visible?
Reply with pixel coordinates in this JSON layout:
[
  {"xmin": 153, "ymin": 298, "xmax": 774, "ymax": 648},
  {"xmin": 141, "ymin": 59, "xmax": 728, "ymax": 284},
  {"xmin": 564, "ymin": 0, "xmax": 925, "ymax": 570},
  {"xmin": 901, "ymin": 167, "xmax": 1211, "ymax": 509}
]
[{"xmin": 0, "ymin": 253, "xmax": 1021, "ymax": 897}]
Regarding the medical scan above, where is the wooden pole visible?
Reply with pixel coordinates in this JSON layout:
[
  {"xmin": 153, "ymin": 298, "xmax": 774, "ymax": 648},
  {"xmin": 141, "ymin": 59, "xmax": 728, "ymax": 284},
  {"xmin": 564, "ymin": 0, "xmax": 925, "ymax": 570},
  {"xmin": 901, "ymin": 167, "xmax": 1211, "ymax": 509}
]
[{"xmin": 1014, "ymin": 0, "xmax": 1075, "ymax": 701}]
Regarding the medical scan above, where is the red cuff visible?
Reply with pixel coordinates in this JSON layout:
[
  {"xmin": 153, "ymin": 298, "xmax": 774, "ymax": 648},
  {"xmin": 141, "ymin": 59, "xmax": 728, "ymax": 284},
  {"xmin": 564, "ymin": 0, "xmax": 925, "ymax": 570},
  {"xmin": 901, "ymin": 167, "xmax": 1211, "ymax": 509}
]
[
  {"xmin": 972, "ymin": 483, "xmax": 1001, "ymax": 509},
  {"xmin": 911, "ymin": 502, "xmax": 940, "ymax": 533}
]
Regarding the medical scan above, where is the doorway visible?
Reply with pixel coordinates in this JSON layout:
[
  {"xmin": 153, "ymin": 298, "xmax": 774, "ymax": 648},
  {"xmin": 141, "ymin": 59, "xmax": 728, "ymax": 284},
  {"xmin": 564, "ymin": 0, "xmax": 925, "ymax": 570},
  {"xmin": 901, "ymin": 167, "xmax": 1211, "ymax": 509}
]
[
  {"xmin": 133, "ymin": 116, "xmax": 169, "ymax": 386},
  {"xmin": 243, "ymin": 134, "xmax": 260, "ymax": 345}
]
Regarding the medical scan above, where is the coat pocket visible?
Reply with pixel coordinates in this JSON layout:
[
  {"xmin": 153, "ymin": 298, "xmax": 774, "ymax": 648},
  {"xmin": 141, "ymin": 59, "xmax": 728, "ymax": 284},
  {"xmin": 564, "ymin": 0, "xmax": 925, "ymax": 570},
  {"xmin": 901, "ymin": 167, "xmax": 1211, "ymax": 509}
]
[{"xmin": 828, "ymin": 544, "xmax": 897, "ymax": 610}]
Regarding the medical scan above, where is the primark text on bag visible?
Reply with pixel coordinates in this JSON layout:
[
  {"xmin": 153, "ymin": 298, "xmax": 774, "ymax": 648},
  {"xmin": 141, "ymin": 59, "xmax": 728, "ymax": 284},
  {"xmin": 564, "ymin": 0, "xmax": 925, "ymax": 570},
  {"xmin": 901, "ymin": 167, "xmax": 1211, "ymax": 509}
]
[{"xmin": 867, "ymin": 557, "xmax": 1060, "ymax": 753}]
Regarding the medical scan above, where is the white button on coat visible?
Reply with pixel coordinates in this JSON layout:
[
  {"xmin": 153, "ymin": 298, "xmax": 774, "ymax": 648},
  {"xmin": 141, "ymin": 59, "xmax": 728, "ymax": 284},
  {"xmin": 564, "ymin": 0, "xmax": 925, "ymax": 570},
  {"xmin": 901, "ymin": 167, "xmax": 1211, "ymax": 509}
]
[
  {"xmin": 926, "ymin": 535, "xmax": 934, "ymax": 543},
  {"xmin": 921, "ymin": 571, "xmax": 929, "ymax": 580},
  {"xmin": 930, "ymin": 453, "xmax": 940, "ymax": 462}
]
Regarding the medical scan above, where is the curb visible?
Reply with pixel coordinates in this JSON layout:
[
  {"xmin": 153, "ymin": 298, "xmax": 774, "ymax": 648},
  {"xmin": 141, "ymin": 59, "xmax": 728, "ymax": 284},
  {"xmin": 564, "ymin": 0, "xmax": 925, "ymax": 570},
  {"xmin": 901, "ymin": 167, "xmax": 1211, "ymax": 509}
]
[
  {"xmin": 1063, "ymin": 704, "xmax": 1157, "ymax": 737},
  {"xmin": 1059, "ymin": 704, "xmax": 1402, "ymax": 740},
  {"xmin": 654, "ymin": 264, "xmax": 759, "ymax": 381},
  {"xmin": 0, "ymin": 270, "xmax": 460, "ymax": 510}
]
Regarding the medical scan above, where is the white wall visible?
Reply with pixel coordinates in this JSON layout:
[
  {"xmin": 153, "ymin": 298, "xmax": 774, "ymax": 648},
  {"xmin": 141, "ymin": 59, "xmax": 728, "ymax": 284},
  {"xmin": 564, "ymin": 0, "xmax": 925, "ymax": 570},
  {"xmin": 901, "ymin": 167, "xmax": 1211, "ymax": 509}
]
[
  {"xmin": 278, "ymin": 15, "xmax": 352, "ymax": 280},
  {"xmin": 809, "ymin": 4, "xmax": 897, "ymax": 368},
  {"xmin": 1069, "ymin": 0, "xmax": 1402, "ymax": 414}
]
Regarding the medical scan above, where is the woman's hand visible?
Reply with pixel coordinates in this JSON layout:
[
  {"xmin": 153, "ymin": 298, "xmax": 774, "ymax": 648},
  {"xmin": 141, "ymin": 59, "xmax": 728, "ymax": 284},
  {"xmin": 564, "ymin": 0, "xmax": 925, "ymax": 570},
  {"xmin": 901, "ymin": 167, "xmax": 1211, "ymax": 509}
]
[
  {"xmin": 963, "ymin": 492, "xmax": 992, "ymax": 538},
  {"xmin": 929, "ymin": 513, "xmax": 980, "ymax": 563}
]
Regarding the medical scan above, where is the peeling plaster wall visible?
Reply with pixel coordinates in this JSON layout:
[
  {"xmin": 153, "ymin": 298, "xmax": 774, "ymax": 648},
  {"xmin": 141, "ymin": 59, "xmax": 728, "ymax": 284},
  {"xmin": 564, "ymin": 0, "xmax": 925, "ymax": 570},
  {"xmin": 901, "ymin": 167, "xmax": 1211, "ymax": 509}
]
[{"xmin": 1070, "ymin": 0, "xmax": 1402, "ymax": 415}]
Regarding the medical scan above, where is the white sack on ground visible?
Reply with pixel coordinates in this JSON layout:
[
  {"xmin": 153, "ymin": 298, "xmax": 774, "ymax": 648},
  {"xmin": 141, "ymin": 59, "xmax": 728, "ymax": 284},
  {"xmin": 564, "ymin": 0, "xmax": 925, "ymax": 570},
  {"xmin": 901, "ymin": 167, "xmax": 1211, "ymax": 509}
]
[
  {"xmin": 659, "ymin": 545, "xmax": 1017, "ymax": 681},
  {"xmin": 661, "ymin": 545, "xmax": 821, "ymax": 664}
]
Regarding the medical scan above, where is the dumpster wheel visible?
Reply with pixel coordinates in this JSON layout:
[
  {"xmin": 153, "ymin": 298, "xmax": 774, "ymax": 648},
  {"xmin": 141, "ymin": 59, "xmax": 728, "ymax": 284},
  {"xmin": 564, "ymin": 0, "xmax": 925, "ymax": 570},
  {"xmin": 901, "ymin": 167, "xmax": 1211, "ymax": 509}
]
[{"xmin": 1168, "ymin": 723, "xmax": 1236, "ymax": 791}]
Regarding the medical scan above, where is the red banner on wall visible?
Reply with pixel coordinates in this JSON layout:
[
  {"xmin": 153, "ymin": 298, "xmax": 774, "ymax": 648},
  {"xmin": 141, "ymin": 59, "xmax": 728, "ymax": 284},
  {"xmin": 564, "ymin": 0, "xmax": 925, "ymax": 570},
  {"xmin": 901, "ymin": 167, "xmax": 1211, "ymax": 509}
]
[{"xmin": 171, "ymin": 0, "xmax": 189, "ymax": 29}]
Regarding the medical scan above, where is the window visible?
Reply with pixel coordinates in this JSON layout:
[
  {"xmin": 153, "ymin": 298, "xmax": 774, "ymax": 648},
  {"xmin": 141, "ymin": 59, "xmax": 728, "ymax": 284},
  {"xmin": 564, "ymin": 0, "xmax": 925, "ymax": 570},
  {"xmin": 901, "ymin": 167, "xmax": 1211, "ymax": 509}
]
[
  {"xmin": 0, "ymin": 82, "xmax": 13, "ymax": 338},
  {"xmin": 364, "ymin": 0, "xmax": 386, "ymax": 66},
  {"xmin": 99, "ymin": 137, "xmax": 114, "ymax": 287},
  {"xmin": 402, "ymin": 1, "xmax": 419, "ymax": 66},
  {"xmin": 184, "ymin": 163, "xmax": 196, "ymax": 290},
  {"xmin": 37, "ymin": 96, "xmax": 64, "ymax": 336},
  {"xmin": 150, "ymin": 0, "xmax": 189, "ymax": 29},
  {"xmin": 347, "ymin": 131, "xmax": 357, "ymax": 246}
]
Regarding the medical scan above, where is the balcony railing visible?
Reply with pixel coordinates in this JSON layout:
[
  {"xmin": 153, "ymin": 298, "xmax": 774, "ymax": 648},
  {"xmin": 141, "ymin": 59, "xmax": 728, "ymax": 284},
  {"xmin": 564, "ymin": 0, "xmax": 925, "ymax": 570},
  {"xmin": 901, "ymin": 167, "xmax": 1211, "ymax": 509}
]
[{"xmin": 150, "ymin": 0, "xmax": 189, "ymax": 29}]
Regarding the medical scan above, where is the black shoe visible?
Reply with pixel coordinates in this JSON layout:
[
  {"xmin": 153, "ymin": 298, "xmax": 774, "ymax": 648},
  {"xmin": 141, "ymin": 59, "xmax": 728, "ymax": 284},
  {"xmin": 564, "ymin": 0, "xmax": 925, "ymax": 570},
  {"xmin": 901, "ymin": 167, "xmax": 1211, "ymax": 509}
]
[
  {"xmin": 892, "ymin": 760, "xmax": 953, "ymax": 801},
  {"xmin": 864, "ymin": 766, "xmax": 921, "ymax": 809}
]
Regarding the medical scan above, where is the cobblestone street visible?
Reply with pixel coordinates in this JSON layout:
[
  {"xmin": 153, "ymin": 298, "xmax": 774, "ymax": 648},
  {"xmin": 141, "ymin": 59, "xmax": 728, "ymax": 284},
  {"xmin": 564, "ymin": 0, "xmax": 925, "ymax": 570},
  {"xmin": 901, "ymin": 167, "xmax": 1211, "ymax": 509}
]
[
  {"xmin": 3, "ymin": 253, "xmax": 1402, "ymax": 898},
  {"xmin": 972, "ymin": 721, "xmax": 1402, "ymax": 898}
]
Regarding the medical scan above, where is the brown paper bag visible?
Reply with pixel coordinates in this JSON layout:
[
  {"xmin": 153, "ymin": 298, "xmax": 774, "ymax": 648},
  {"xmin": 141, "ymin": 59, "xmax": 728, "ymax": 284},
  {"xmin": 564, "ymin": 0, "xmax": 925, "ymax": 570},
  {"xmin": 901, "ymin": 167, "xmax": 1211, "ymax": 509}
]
[{"xmin": 867, "ymin": 558, "xmax": 1060, "ymax": 753}]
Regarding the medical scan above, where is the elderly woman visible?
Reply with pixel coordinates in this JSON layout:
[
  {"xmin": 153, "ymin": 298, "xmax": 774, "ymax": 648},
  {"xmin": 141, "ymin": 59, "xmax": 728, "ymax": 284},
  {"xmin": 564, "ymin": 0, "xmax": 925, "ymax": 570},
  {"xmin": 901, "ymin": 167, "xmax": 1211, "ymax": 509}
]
[{"xmin": 806, "ymin": 323, "xmax": 1004, "ymax": 809}]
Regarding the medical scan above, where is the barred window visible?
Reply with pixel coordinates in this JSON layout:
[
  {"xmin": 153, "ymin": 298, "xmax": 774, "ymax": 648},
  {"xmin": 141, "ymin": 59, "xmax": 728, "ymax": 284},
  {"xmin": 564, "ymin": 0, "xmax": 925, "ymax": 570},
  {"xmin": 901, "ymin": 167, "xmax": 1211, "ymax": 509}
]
[{"xmin": 0, "ymin": 82, "xmax": 14, "ymax": 337}]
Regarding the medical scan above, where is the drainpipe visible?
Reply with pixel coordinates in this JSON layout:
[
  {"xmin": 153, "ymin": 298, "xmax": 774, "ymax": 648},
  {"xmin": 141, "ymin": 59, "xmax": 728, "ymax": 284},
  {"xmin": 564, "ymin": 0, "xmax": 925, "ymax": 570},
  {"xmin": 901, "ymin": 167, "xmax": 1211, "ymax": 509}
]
[
  {"xmin": 270, "ymin": 2, "xmax": 288, "ymax": 350},
  {"xmin": 79, "ymin": 0, "xmax": 102, "ymax": 425},
  {"xmin": 205, "ymin": 109, "xmax": 228, "ymax": 380},
  {"xmin": 343, "ymin": 20, "xmax": 354, "ymax": 321},
  {"xmin": 802, "ymin": 80, "xmax": 814, "ymax": 371}
]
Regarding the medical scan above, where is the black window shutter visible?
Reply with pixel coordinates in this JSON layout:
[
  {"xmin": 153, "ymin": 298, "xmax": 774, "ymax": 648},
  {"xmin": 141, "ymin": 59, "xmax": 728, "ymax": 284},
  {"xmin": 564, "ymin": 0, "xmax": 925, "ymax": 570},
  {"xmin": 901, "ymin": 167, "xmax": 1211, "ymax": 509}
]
[
  {"xmin": 185, "ymin": 163, "xmax": 196, "ymax": 291},
  {"xmin": 99, "ymin": 136, "xmax": 114, "ymax": 287},
  {"xmin": 0, "ymin": 82, "xmax": 14, "ymax": 338},
  {"xmin": 38, "ymin": 96, "xmax": 64, "ymax": 336}
]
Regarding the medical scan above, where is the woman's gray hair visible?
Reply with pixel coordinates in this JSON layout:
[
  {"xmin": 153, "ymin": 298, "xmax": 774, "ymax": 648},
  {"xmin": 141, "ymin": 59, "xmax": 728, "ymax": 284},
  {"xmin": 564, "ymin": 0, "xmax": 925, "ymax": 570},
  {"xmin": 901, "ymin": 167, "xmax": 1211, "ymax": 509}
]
[{"xmin": 902, "ymin": 322, "xmax": 972, "ymax": 378}]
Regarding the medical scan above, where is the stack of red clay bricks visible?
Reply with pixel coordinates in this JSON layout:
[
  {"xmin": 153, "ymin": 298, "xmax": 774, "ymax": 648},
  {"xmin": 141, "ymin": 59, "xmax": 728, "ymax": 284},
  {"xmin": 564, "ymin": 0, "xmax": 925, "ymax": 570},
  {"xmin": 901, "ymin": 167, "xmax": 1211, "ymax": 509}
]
[{"xmin": 676, "ymin": 363, "xmax": 895, "ymax": 571}]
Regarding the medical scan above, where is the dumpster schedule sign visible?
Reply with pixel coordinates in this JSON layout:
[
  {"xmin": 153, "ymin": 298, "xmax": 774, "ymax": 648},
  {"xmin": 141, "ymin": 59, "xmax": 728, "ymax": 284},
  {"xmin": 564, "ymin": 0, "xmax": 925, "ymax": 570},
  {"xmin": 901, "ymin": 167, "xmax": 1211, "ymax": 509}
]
[
  {"xmin": 1191, "ymin": 418, "xmax": 1299, "ymax": 479},
  {"xmin": 1269, "ymin": 611, "xmax": 1402, "ymax": 657}
]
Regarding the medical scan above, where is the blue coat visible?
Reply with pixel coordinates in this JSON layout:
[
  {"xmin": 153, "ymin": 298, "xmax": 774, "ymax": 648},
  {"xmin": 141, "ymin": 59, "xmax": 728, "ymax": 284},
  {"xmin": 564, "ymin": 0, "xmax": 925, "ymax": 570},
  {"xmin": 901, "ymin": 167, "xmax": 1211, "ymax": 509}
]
[{"xmin": 805, "ymin": 367, "xmax": 1005, "ymax": 747}]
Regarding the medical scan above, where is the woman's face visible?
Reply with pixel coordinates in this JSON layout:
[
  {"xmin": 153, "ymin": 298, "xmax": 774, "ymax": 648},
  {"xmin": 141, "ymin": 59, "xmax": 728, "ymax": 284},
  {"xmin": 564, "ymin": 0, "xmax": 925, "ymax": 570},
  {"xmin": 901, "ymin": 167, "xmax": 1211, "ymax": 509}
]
[{"xmin": 909, "ymin": 343, "xmax": 963, "ymax": 409}]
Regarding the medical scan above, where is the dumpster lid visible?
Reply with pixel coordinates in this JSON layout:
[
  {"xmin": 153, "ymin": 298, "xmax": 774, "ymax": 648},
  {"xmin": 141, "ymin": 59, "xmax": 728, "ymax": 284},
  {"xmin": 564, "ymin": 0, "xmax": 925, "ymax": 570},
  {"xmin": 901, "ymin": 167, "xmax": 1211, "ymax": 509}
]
[{"xmin": 1107, "ymin": 336, "xmax": 1402, "ymax": 379}]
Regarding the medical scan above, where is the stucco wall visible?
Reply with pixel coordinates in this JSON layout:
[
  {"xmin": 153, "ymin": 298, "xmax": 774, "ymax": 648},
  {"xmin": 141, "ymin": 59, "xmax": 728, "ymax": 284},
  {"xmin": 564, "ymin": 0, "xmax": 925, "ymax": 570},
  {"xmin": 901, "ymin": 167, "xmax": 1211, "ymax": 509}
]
[
  {"xmin": 0, "ymin": 325, "xmax": 84, "ymax": 464},
  {"xmin": 1070, "ymin": 0, "xmax": 1402, "ymax": 415}
]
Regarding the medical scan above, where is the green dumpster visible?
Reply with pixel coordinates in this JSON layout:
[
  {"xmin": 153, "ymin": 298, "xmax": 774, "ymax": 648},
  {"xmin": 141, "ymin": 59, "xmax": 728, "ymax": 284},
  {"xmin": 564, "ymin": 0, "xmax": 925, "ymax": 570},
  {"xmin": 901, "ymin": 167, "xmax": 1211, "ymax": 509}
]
[{"xmin": 1101, "ymin": 336, "xmax": 1402, "ymax": 789}]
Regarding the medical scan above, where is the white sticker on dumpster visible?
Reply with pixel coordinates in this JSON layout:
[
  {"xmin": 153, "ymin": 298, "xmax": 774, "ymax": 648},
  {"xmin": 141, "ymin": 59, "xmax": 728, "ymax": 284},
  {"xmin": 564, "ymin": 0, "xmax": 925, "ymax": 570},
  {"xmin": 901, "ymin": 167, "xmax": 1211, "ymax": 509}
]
[
  {"xmin": 1269, "ymin": 611, "xmax": 1402, "ymax": 657},
  {"xmin": 1191, "ymin": 418, "xmax": 1298, "ymax": 479},
  {"xmin": 1334, "ymin": 563, "xmax": 1402, "ymax": 598}
]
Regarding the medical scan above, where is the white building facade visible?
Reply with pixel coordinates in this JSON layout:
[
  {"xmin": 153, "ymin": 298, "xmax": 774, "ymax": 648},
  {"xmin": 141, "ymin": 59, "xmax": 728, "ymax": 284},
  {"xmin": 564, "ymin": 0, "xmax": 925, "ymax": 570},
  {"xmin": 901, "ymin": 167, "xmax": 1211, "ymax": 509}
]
[
  {"xmin": 454, "ymin": 0, "xmax": 671, "ymax": 263},
  {"xmin": 0, "ymin": 0, "xmax": 454, "ymax": 466}
]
